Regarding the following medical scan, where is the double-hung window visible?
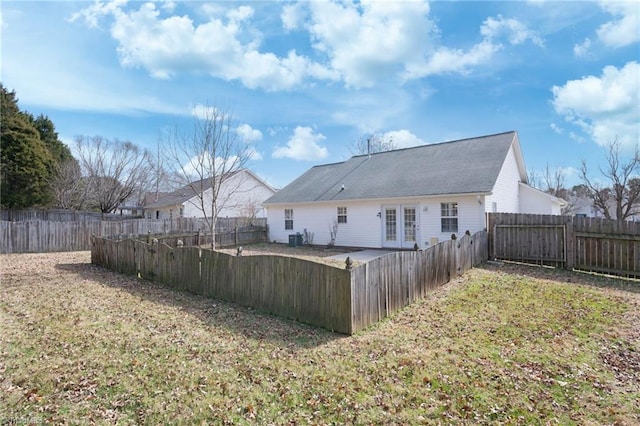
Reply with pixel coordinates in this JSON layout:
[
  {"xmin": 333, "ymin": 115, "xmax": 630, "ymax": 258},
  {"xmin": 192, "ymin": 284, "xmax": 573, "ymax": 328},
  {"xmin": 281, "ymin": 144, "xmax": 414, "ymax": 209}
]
[
  {"xmin": 337, "ymin": 207, "xmax": 347, "ymax": 224},
  {"xmin": 441, "ymin": 202, "xmax": 458, "ymax": 233},
  {"xmin": 284, "ymin": 209, "xmax": 294, "ymax": 230}
]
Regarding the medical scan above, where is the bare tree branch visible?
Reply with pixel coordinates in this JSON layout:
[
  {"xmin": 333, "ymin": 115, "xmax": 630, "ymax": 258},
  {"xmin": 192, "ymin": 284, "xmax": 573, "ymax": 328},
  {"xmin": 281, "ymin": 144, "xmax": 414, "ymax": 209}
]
[
  {"xmin": 75, "ymin": 136, "xmax": 153, "ymax": 213},
  {"xmin": 162, "ymin": 104, "xmax": 252, "ymax": 249},
  {"xmin": 349, "ymin": 133, "xmax": 398, "ymax": 156},
  {"xmin": 48, "ymin": 157, "xmax": 85, "ymax": 209},
  {"xmin": 580, "ymin": 138, "xmax": 640, "ymax": 220}
]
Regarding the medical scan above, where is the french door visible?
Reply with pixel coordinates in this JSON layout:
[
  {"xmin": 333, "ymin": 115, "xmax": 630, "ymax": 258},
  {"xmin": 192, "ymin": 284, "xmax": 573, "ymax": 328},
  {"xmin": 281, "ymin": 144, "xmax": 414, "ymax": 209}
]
[{"xmin": 383, "ymin": 205, "xmax": 418, "ymax": 248}]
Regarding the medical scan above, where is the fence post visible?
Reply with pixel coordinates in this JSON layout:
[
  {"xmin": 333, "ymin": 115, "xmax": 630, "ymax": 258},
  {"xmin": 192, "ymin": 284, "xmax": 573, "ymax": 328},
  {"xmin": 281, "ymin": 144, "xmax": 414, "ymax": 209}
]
[{"xmin": 565, "ymin": 218, "xmax": 575, "ymax": 271}]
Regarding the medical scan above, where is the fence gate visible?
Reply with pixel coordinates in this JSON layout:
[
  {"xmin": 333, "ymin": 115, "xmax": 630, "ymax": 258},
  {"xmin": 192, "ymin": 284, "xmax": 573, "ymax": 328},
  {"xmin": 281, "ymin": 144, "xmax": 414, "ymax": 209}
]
[
  {"xmin": 488, "ymin": 213, "xmax": 640, "ymax": 278},
  {"xmin": 492, "ymin": 223, "xmax": 568, "ymax": 268}
]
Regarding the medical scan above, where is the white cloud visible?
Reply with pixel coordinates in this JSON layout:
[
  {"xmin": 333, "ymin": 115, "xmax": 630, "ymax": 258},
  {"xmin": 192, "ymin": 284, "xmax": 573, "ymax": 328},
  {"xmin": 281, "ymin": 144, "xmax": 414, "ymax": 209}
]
[
  {"xmin": 480, "ymin": 15, "xmax": 544, "ymax": 47},
  {"xmin": 406, "ymin": 14, "xmax": 543, "ymax": 79},
  {"xmin": 573, "ymin": 37, "xmax": 592, "ymax": 58},
  {"xmin": 181, "ymin": 152, "xmax": 243, "ymax": 178},
  {"xmin": 306, "ymin": 0, "xmax": 436, "ymax": 87},
  {"xmin": 550, "ymin": 123, "xmax": 563, "ymax": 134},
  {"xmin": 406, "ymin": 40, "xmax": 501, "ymax": 78},
  {"xmin": 69, "ymin": 1, "xmax": 553, "ymax": 93},
  {"xmin": 382, "ymin": 130, "xmax": 424, "ymax": 148},
  {"xmin": 281, "ymin": 3, "xmax": 305, "ymax": 31},
  {"xmin": 552, "ymin": 61, "xmax": 639, "ymax": 149},
  {"xmin": 247, "ymin": 147, "xmax": 263, "ymax": 161},
  {"xmin": 596, "ymin": 0, "xmax": 640, "ymax": 48},
  {"xmin": 68, "ymin": 0, "xmax": 128, "ymax": 28},
  {"xmin": 272, "ymin": 126, "xmax": 328, "ymax": 161},
  {"xmin": 237, "ymin": 124, "xmax": 262, "ymax": 142},
  {"xmin": 190, "ymin": 104, "xmax": 230, "ymax": 121},
  {"xmin": 71, "ymin": 1, "xmax": 335, "ymax": 91}
]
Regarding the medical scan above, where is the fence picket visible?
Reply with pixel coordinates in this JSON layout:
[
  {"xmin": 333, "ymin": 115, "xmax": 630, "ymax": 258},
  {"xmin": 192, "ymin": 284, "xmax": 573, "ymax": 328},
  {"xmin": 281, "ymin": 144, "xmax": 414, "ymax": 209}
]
[{"xmin": 489, "ymin": 213, "xmax": 639, "ymax": 278}]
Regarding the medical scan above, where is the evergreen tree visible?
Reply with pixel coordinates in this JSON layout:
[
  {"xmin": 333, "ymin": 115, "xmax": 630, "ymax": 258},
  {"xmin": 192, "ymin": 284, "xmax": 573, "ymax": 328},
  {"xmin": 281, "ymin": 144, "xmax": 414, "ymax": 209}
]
[
  {"xmin": 1, "ymin": 85, "xmax": 54, "ymax": 208},
  {"xmin": 30, "ymin": 113, "xmax": 73, "ymax": 164}
]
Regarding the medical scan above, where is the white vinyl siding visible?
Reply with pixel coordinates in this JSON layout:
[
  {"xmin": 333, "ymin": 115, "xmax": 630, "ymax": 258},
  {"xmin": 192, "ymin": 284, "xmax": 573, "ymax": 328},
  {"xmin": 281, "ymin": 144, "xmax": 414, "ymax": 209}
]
[
  {"xmin": 519, "ymin": 183, "xmax": 564, "ymax": 215},
  {"xmin": 418, "ymin": 196, "xmax": 484, "ymax": 246},
  {"xmin": 267, "ymin": 195, "xmax": 486, "ymax": 249},
  {"xmin": 159, "ymin": 170, "xmax": 276, "ymax": 219},
  {"xmin": 485, "ymin": 144, "xmax": 521, "ymax": 214},
  {"xmin": 267, "ymin": 201, "xmax": 385, "ymax": 248}
]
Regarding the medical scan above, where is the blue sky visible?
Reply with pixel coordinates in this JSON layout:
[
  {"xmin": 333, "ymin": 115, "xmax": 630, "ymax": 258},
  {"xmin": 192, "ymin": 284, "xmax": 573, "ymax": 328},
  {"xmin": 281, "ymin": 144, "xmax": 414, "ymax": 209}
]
[{"xmin": 2, "ymin": 0, "xmax": 638, "ymax": 189}]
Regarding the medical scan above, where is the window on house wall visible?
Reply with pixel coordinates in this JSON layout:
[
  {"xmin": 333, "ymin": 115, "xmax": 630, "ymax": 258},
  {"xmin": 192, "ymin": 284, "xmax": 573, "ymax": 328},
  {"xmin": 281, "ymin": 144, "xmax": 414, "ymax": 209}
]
[
  {"xmin": 156, "ymin": 210, "xmax": 160, "ymax": 220},
  {"xmin": 337, "ymin": 207, "xmax": 347, "ymax": 224},
  {"xmin": 492, "ymin": 202, "xmax": 498, "ymax": 213},
  {"xmin": 285, "ymin": 209, "xmax": 293, "ymax": 230},
  {"xmin": 179, "ymin": 207, "xmax": 184, "ymax": 217},
  {"xmin": 441, "ymin": 202, "xmax": 458, "ymax": 233}
]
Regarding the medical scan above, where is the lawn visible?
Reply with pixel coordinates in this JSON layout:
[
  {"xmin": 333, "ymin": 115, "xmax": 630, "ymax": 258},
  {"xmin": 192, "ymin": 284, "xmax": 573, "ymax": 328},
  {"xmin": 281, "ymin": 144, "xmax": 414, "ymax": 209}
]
[{"xmin": 1, "ymin": 252, "xmax": 638, "ymax": 424}]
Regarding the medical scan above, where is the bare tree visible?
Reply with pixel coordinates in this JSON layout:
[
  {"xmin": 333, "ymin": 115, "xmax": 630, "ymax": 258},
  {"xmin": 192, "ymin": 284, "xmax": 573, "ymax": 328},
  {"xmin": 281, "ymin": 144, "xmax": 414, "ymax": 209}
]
[
  {"xmin": 539, "ymin": 164, "xmax": 580, "ymax": 215},
  {"xmin": 74, "ymin": 136, "xmax": 153, "ymax": 213},
  {"xmin": 580, "ymin": 138, "xmax": 640, "ymax": 220},
  {"xmin": 239, "ymin": 196, "xmax": 263, "ymax": 225},
  {"xmin": 349, "ymin": 133, "xmax": 398, "ymax": 156},
  {"xmin": 48, "ymin": 157, "xmax": 86, "ymax": 209},
  {"xmin": 163, "ymin": 104, "xmax": 252, "ymax": 249}
]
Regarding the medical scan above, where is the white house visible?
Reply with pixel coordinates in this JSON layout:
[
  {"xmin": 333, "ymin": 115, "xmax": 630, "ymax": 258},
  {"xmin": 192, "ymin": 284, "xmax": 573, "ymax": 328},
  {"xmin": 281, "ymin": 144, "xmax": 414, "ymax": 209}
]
[
  {"xmin": 143, "ymin": 169, "xmax": 277, "ymax": 220},
  {"xmin": 264, "ymin": 131, "xmax": 566, "ymax": 249}
]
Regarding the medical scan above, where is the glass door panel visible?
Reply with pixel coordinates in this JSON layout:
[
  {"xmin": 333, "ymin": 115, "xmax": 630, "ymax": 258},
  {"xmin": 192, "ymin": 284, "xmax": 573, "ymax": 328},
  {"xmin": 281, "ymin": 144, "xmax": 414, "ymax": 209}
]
[
  {"xmin": 403, "ymin": 207, "xmax": 416, "ymax": 244},
  {"xmin": 385, "ymin": 207, "xmax": 397, "ymax": 243}
]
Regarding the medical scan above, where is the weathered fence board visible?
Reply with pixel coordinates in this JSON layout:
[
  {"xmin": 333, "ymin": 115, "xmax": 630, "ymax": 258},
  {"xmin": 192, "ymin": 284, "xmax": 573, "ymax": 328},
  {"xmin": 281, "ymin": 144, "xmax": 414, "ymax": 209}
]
[
  {"xmin": 91, "ymin": 230, "xmax": 488, "ymax": 335},
  {"xmin": 0, "ymin": 219, "xmax": 267, "ymax": 254},
  {"xmin": 349, "ymin": 232, "xmax": 487, "ymax": 333},
  {"xmin": 489, "ymin": 213, "xmax": 639, "ymax": 278}
]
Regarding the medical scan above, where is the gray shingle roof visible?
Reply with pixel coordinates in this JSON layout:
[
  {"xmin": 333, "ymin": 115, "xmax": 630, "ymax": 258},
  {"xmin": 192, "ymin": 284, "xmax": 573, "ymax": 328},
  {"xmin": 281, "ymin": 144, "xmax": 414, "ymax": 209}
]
[
  {"xmin": 143, "ymin": 179, "xmax": 211, "ymax": 209},
  {"xmin": 264, "ymin": 131, "xmax": 520, "ymax": 204}
]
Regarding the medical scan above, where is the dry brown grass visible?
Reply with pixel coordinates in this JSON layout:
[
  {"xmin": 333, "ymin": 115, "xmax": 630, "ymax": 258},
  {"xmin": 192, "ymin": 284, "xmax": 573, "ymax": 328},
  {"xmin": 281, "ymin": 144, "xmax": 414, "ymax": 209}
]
[{"xmin": 1, "ymin": 251, "xmax": 638, "ymax": 424}]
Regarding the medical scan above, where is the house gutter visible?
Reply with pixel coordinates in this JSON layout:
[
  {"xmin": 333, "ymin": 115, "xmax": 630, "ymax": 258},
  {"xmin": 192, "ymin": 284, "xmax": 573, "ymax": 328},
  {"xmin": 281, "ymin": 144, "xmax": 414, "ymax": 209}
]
[{"xmin": 263, "ymin": 191, "xmax": 493, "ymax": 207}]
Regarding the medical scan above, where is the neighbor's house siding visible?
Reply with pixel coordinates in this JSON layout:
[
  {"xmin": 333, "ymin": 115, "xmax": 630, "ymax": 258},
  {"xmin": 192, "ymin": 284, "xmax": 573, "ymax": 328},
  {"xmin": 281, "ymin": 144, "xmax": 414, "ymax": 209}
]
[
  {"xmin": 157, "ymin": 171, "xmax": 276, "ymax": 220},
  {"xmin": 519, "ymin": 183, "xmax": 563, "ymax": 215},
  {"xmin": 485, "ymin": 144, "xmax": 521, "ymax": 214},
  {"xmin": 267, "ymin": 194, "xmax": 486, "ymax": 249},
  {"xmin": 149, "ymin": 206, "xmax": 182, "ymax": 220}
]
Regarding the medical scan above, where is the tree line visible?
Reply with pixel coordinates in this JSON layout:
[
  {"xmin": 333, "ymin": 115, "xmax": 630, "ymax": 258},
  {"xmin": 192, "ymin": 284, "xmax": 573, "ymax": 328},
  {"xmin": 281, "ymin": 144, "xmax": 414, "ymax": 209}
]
[
  {"xmin": 1, "ymin": 85, "xmax": 168, "ymax": 213},
  {"xmin": 529, "ymin": 140, "xmax": 639, "ymax": 221},
  {"xmin": 1, "ymin": 86, "xmax": 253, "ymax": 248}
]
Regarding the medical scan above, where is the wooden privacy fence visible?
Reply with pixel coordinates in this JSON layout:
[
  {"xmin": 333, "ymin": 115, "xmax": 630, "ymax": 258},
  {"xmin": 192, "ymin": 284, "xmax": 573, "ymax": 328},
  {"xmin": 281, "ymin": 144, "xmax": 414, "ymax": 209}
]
[
  {"xmin": 91, "ymin": 231, "xmax": 488, "ymax": 334},
  {"xmin": 0, "ymin": 219, "xmax": 267, "ymax": 254},
  {"xmin": 350, "ymin": 231, "xmax": 488, "ymax": 332},
  {"xmin": 147, "ymin": 227, "xmax": 268, "ymax": 249},
  {"xmin": 488, "ymin": 213, "xmax": 640, "ymax": 278}
]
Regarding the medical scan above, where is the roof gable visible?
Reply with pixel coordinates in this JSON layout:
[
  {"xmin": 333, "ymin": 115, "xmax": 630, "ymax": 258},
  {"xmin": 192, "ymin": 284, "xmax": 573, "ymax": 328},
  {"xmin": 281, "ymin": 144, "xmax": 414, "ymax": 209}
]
[
  {"xmin": 144, "ymin": 169, "xmax": 274, "ymax": 209},
  {"xmin": 265, "ymin": 131, "xmax": 523, "ymax": 204}
]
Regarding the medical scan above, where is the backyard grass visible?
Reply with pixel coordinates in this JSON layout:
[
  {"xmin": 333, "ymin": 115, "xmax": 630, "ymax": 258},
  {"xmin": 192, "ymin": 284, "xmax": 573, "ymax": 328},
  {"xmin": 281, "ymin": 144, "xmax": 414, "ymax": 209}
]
[{"xmin": 1, "ymin": 252, "xmax": 638, "ymax": 425}]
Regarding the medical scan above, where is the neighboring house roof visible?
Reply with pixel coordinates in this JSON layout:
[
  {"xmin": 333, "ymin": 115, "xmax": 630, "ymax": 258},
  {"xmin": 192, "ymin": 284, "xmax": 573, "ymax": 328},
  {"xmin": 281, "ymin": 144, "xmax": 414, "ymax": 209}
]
[
  {"xmin": 144, "ymin": 169, "xmax": 275, "ymax": 209},
  {"xmin": 265, "ymin": 131, "xmax": 525, "ymax": 205}
]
